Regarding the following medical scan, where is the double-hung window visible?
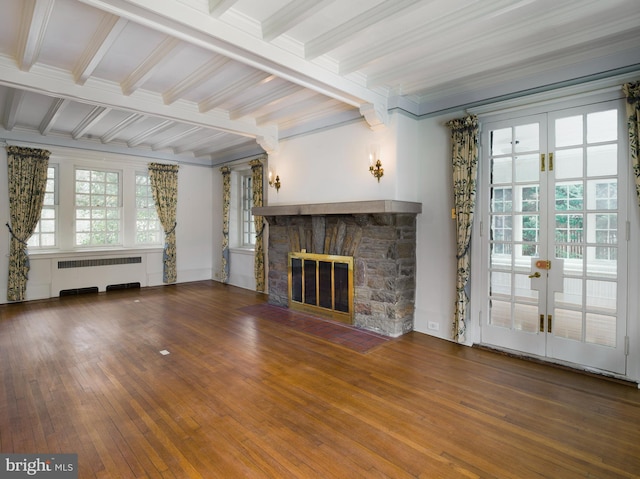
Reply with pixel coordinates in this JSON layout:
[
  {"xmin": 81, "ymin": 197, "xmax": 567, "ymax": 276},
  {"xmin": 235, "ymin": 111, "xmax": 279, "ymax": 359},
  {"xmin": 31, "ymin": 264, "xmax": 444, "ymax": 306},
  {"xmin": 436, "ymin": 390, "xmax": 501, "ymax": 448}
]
[
  {"xmin": 74, "ymin": 168, "xmax": 121, "ymax": 246},
  {"xmin": 241, "ymin": 173, "xmax": 256, "ymax": 247},
  {"xmin": 135, "ymin": 172, "xmax": 162, "ymax": 245},
  {"xmin": 28, "ymin": 166, "xmax": 57, "ymax": 248}
]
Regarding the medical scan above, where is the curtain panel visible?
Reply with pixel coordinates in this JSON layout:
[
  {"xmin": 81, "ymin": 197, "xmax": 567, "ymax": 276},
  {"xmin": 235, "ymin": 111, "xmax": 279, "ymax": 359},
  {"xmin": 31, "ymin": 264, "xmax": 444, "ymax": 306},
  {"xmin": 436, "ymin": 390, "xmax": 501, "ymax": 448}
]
[
  {"xmin": 5, "ymin": 146, "xmax": 51, "ymax": 302},
  {"xmin": 446, "ymin": 115, "xmax": 479, "ymax": 343},
  {"xmin": 249, "ymin": 159, "xmax": 265, "ymax": 293},
  {"xmin": 623, "ymin": 81, "xmax": 640, "ymax": 206},
  {"xmin": 148, "ymin": 163, "xmax": 179, "ymax": 283},
  {"xmin": 220, "ymin": 166, "xmax": 231, "ymax": 283}
]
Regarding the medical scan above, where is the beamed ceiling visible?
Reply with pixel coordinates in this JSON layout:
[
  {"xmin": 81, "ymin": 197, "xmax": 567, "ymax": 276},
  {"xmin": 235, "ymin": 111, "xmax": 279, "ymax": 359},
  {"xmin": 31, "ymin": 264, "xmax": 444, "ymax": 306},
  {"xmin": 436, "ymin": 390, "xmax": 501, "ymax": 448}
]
[{"xmin": 0, "ymin": 0, "xmax": 639, "ymax": 166}]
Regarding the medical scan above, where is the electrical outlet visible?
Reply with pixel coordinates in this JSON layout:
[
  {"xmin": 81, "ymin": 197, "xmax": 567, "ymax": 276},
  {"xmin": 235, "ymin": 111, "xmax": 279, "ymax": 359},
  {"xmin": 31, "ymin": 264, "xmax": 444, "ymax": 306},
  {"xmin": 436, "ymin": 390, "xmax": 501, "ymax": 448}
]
[{"xmin": 428, "ymin": 321, "xmax": 439, "ymax": 331}]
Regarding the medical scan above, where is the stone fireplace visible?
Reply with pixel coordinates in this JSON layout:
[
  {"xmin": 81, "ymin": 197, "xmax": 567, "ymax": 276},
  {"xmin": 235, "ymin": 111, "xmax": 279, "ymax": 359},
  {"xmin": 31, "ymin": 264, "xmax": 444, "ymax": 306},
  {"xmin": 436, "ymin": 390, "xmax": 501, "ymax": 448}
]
[{"xmin": 253, "ymin": 200, "xmax": 421, "ymax": 337}]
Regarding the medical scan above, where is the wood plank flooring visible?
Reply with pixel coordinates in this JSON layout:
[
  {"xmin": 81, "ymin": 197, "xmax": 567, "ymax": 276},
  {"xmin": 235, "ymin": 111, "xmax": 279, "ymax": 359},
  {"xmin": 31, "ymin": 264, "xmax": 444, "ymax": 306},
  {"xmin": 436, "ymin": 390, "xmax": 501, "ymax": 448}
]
[{"xmin": 1, "ymin": 280, "xmax": 639, "ymax": 478}]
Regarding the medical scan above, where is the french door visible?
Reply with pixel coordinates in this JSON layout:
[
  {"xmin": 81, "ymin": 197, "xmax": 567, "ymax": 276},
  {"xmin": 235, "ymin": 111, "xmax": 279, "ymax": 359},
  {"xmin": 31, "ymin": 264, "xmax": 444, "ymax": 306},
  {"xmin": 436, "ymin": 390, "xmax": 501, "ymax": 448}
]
[{"xmin": 480, "ymin": 100, "xmax": 628, "ymax": 375}]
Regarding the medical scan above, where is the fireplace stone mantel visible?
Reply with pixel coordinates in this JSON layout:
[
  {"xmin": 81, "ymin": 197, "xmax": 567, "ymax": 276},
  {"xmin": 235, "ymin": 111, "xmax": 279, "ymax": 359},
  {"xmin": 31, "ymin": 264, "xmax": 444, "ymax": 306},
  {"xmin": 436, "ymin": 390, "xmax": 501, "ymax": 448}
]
[
  {"xmin": 256, "ymin": 200, "xmax": 422, "ymax": 337},
  {"xmin": 253, "ymin": 200, "xmax": 422, "ymax": 217}
]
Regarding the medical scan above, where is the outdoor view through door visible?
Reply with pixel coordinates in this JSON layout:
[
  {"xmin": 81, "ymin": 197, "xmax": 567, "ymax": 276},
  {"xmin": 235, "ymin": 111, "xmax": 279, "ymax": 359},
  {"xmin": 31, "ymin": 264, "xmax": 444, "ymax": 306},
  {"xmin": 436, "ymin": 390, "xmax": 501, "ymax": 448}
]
[{"xmin": 480, "ymin": 99, "xmax": 628, "ymax": 375}]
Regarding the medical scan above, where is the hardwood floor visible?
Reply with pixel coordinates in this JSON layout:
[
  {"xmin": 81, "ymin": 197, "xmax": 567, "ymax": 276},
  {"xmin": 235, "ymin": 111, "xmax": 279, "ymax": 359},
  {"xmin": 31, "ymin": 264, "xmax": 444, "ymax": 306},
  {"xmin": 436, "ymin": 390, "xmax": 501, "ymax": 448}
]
[{"xmin": 1, "ymin": 280, "xmax": 638, "ymax": 478}]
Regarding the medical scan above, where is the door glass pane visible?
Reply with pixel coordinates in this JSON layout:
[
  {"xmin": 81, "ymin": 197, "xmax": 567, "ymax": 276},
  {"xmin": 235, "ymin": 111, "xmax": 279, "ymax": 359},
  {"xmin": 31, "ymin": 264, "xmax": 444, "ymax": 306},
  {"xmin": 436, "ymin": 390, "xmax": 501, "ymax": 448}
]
[
  {"xmin": 586, "ymin": 246, "xmax": 617, "ymax": 278},
  {"xmin": 513, "ymin": 303, "xmax": 538, "ymax": 332},
  {"xmin": 304, "ymin": 260, "xmax": 317, "ymax": 305},
  {"xmin": 514, "ymin": 154, "xmax": 539, "ymax": 183},
  {"xmin": 492, "ymin": 157, "xmax": 512, "ymax": 183},
  {"xmin": 514, "ymin": 123, "xmax": 539, "ymax": 152},
  {"xmin": 490, "ymin": 271, "xmax": 511, "ymax": 298},
  {"xmin": 586, "ymin": 280, "xmax": 616, "ymax": 314},
  {"xmin": 519, "ymin": 186, "xmax": 539, "ymax": 212},
  {"xmin": 586, "ymin": 213, "xmax": 617, "ymax": 244},
  {"xmin": 587, "ymin": 145, "xmax": 617, "ymax": 176},
  {"xmin": 555, "ymin": 115, "xmax": 583, "ymax": 147},
  {"xmin": 586, "ymin": 313, "xmax": 616, "ymax": 347},
  {"xmin": 555, "ymin": 148, "xmax": 583, "ymax": 179},
  {"xmin": 491, "ymin": 187, "xmax": 512, "ymax": 212},
  {"xmin": 587, "ymin": 110, "xmax": 617, "ymax": 143},
  {"xmin": 491, "ymin": 128, "xmax": 513, "ymax": 155},
  {"xmin": 490, "ymin": 300, "xmax": 511, "ymax": 328},
  {"xmin": 291, "ymin": 258, "xmax": 302, "ymax": 302},
  {"xmin": 318, "ymin": 261, "xmax": 332, "ymax": 309},
  {"xmin": 555, "ymin": 278, "xmax": 582, "ymax": 308},
  {"xmin": 515, "ymin": 274, "xmax": 538, "ymax": 301},
  {"xmin": 554, "ymin": 309, "xmax": 582, "ymax": 341},
  {"xmin": 587, "ymin": 180, "xmax": 617, "ymax": 210}
]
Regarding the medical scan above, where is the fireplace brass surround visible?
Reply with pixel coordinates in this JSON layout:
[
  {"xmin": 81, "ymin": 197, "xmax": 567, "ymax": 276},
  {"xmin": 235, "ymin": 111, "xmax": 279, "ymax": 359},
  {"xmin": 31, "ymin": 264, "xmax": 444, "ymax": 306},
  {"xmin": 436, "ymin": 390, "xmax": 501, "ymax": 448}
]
[{"xmin": 288, "ymin": 252, "xmax": 354, "ymax": 324}]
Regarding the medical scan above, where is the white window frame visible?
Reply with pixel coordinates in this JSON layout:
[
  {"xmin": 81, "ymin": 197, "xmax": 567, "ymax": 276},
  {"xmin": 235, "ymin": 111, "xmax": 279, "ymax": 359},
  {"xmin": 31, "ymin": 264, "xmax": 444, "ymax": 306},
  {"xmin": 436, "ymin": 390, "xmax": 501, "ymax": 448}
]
[
  {"xmin": 74, "ymin": 167, "xmax": 122, "ymax": 247},
  {"xmin": 240, "ymin": 172, "xmax": 256, "ymax": 248}
]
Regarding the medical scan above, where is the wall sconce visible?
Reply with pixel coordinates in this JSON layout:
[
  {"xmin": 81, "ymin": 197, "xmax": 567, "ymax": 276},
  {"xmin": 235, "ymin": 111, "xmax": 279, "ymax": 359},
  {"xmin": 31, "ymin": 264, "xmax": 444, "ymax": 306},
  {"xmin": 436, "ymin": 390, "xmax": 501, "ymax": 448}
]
[
  {"xmin": 268, "ymin": 170, "xmax": 281, "ymax": 192},
  {"xmin": 368, "ymin": 146, "xmax": 384, "ymax": 182}
]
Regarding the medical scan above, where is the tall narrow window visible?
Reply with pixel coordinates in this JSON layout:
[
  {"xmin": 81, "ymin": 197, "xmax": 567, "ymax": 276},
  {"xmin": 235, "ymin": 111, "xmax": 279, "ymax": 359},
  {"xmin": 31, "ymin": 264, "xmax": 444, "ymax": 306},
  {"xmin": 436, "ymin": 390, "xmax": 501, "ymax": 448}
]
[
  {"xmin": 28, "ymin": 165, "xmax": 57, "ymax": 248},
  {"xmin": 75, "ymin": 168, "xmax": 121, "ymax": 246},
  {"xmin": 135, "ymin": 172, "xmax": 162, "ymax": 244},
  {"xmin": 241, "ymin": 173, "xmax": 256, "ymax": 247}
]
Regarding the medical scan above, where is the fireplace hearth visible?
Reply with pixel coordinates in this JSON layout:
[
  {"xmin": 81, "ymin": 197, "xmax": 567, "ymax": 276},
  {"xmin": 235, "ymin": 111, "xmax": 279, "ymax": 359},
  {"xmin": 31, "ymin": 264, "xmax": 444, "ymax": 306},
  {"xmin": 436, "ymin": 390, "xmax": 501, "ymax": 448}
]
[{"xmin": 254, "ymin": 201, "xmax": 421, "ymax": 337}]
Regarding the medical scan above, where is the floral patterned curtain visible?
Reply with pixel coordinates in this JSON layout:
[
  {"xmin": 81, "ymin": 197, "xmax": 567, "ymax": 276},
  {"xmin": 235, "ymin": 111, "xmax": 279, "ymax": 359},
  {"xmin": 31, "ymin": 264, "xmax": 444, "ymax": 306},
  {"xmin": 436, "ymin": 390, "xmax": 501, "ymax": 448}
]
[
  {"xmin": 220, "ymin": 166, "xmax": 231, "ymax": 283},
  {"xmin": 446, "ymin": 115, "xmax": 479, "ymax": 343},
  {"xmin": 250, "ymin": 158, "xmax": 265, "ymax": 293},
  {"xmin": 5, "ymin": 146, "xmax": 50, "ymax": 302},
  {"xmin": 148, "ymin": 163, "xmax": 179, "ymax": 283},
  {"xmin": 623, "ymin": 81, "xmax": 640, "ymax": 206}
]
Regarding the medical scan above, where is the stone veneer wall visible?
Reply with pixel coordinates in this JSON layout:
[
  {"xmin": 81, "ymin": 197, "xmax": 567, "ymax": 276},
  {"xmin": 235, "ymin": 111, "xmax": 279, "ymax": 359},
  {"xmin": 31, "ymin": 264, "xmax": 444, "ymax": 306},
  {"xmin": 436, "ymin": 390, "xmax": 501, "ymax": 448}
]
[{"xmin": 263, "ymin": 213, "xmax": 417, "ymax": 337}]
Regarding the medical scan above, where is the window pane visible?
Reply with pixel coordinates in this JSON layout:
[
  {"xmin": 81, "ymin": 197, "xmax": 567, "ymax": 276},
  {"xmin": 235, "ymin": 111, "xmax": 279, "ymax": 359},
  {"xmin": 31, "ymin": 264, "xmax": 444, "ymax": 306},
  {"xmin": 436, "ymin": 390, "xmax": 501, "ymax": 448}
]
[
  {"xmin": 555, "ymin": 148, "xmax": 583, "ymax": 179},
  {"xmin": 514, "ymin": 123, "xmax": 539, "ymax": 152},
  {"xmin": 587, "ymin": 110, "xmax": 617, "ymax": 143},
  {"xmin": 555, "ymin": 115, "xmax": 583, "ymax": 147}
]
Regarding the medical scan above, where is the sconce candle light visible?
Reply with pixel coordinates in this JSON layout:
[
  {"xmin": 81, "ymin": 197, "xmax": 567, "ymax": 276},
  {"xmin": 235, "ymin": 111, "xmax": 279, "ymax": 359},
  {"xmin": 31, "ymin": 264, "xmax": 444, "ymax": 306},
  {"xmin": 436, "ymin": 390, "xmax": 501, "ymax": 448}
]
[
  {"xmin": 268, "ymin": 170, "xmax": 281, "ymax": 192},
  {"xmin": 368, "ymin": 146, "xmax": 384, "ymax": 182}
]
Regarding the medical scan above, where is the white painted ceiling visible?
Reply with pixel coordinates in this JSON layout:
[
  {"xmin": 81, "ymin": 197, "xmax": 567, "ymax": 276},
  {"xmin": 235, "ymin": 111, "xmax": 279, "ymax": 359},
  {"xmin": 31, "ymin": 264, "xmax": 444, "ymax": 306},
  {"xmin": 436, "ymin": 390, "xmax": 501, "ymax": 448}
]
[{"xmin": 0, "ymin": 0, "xmax": 639, "ymax": 166}]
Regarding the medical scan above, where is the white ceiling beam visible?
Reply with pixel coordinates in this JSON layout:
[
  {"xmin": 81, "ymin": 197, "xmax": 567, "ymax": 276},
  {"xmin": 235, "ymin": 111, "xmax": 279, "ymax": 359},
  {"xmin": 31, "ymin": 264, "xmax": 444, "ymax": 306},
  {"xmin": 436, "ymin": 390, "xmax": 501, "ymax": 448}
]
[
  {"xmin": 2, "ymin": 89, "xmax": 25, "ymax": 131},
  {"xmin": 0, "ymin": 54, "xmax": 265, "ymax": 139},
  {"xmin": 208, "ymin": 0, "xmax": 239, "ymax": 17},
  {"xmin": 39, "ymin": 97, "xmax": 70, "ymax": 135},
  {"xmin": 74, "ymin": 16, "xmax": 128, "ymax": 85},
  {"xmin": 78, "ymin": 0, "xmax": 387, "ymax": 109},
  {"xmin": 174, "ymin": 131, "xmax": 226, "ymax": 154},
  {"xmin": 17, "ymin": 0, "xmax": 55, "ymax": 72},
  {"xmin": 261, "ymin": 0, "xmax": 336, "ymax": 42},
  {"xmin": 338, "ymin": 0, "xmax": 512, "ymax": 75},
  {"xmin": 256, "ymin": 92, "xmax": 324, "ymax": 125},
  {"xmin": 305, "ymin": 0, "xmax": 422, "ymax": 60},
  {"xmin": 72, "ymin": 106, "xmax": 111, "ymax": 139},
  {"xmin": 162, "ymin": 55, "xmax": 230, "ymax": 105},
  {"xmin": 198, "ymin": 70, "xmax": 270, "ymax": 113},
  {"xmin": 229, "ymin": 84, "xmax": 303, "ymax": 120},
  {"xmin": 127, "ymin": 120, "xmax": 174, "ymax": 147},
  {"xmin": 101, "ymin": 113, "xmax": 145, "ymax": 143},
  {"xmin": 151, "ymin": 126, "xmax": 201, "ymax": 151},
  {"xmin": 121, "ymin": 37, "xmax": 182, "ymax": 96}
]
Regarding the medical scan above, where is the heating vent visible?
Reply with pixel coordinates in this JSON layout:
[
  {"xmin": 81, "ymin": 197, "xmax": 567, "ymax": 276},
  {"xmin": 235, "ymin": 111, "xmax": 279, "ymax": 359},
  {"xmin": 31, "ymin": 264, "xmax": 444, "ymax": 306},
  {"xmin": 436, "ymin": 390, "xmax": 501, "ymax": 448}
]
[
  {"xmin": 60, "ymin": 287, "xmax": 99, "ymax": 296},
  {"xmin": 106, "ymin": 282, "xmax": 141, "ymax": 291},
  {"xmin": 58, "ymin": 257, "xmax": 142, "ymax": 269}
]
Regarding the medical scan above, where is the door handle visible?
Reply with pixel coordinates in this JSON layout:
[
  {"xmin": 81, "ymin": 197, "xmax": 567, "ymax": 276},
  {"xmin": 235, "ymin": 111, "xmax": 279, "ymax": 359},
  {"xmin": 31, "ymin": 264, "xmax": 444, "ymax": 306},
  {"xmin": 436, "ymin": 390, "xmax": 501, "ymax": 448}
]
[{"xmin": 528, "ymin": 272, "xmax": 541, "ymax": 278}]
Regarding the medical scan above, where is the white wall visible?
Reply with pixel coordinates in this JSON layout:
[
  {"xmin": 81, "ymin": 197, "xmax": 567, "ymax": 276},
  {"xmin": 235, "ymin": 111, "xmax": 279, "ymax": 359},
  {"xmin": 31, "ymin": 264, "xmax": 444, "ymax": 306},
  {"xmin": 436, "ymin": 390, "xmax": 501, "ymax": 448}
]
[
  {"xmin": 0, "ymin": 147, "xmax": 214, "ymax": 304},
  {"xmin": 413, "ymin": 113, "xmax": 460, "ymax": 338}
]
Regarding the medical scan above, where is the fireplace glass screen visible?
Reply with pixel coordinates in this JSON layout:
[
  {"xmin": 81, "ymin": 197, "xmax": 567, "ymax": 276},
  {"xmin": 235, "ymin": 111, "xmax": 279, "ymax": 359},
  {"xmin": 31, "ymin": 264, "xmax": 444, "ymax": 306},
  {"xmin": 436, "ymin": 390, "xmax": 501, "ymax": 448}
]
[{"xmin": 288, "ymin": 252, "xmax": 354, "ymax": 323}]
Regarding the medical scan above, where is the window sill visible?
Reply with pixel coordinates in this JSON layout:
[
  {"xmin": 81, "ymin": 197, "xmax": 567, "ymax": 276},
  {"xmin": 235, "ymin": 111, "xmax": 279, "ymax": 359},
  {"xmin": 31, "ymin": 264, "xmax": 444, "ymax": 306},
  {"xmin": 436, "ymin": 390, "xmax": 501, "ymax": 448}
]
[
  {"xmin": 229, "ymin": 247, "xmax": 255, "ymax": 256},
  {"xmin": 27, "ymin": 246, "xmax": 164, "ymax": 259}
]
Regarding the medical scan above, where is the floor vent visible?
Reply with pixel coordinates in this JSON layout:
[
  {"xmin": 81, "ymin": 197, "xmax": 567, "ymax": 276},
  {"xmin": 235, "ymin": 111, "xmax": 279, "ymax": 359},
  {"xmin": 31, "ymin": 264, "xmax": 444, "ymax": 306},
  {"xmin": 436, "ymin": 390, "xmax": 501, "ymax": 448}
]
[
  {"xmin": 106, "ymin": 282, "xmax": 141, "ymax": 291},
  {"xmin": 58, "ymin": 257, "xmax": 142, "ymax": 269},
  {"xmin": 60, "ymin": 287, "xmax": 99, "ymax": 297}
]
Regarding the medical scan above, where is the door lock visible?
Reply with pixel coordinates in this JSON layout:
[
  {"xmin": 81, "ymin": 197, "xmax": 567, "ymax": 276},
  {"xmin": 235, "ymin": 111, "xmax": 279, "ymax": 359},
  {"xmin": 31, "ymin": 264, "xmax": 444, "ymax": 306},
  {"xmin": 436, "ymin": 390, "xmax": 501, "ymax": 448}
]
[{"xmin": 528, "ymin": 272, "xmax": 541, "ymax": 278}]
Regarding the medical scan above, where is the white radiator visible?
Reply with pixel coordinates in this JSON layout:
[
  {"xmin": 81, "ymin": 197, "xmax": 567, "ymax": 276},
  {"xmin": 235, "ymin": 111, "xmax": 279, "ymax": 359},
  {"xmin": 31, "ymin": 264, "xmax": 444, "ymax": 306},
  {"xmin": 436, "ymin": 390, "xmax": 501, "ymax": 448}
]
[{"xmin": 26, "ymin": 250, "xmax": 164, "ymax": 300}]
